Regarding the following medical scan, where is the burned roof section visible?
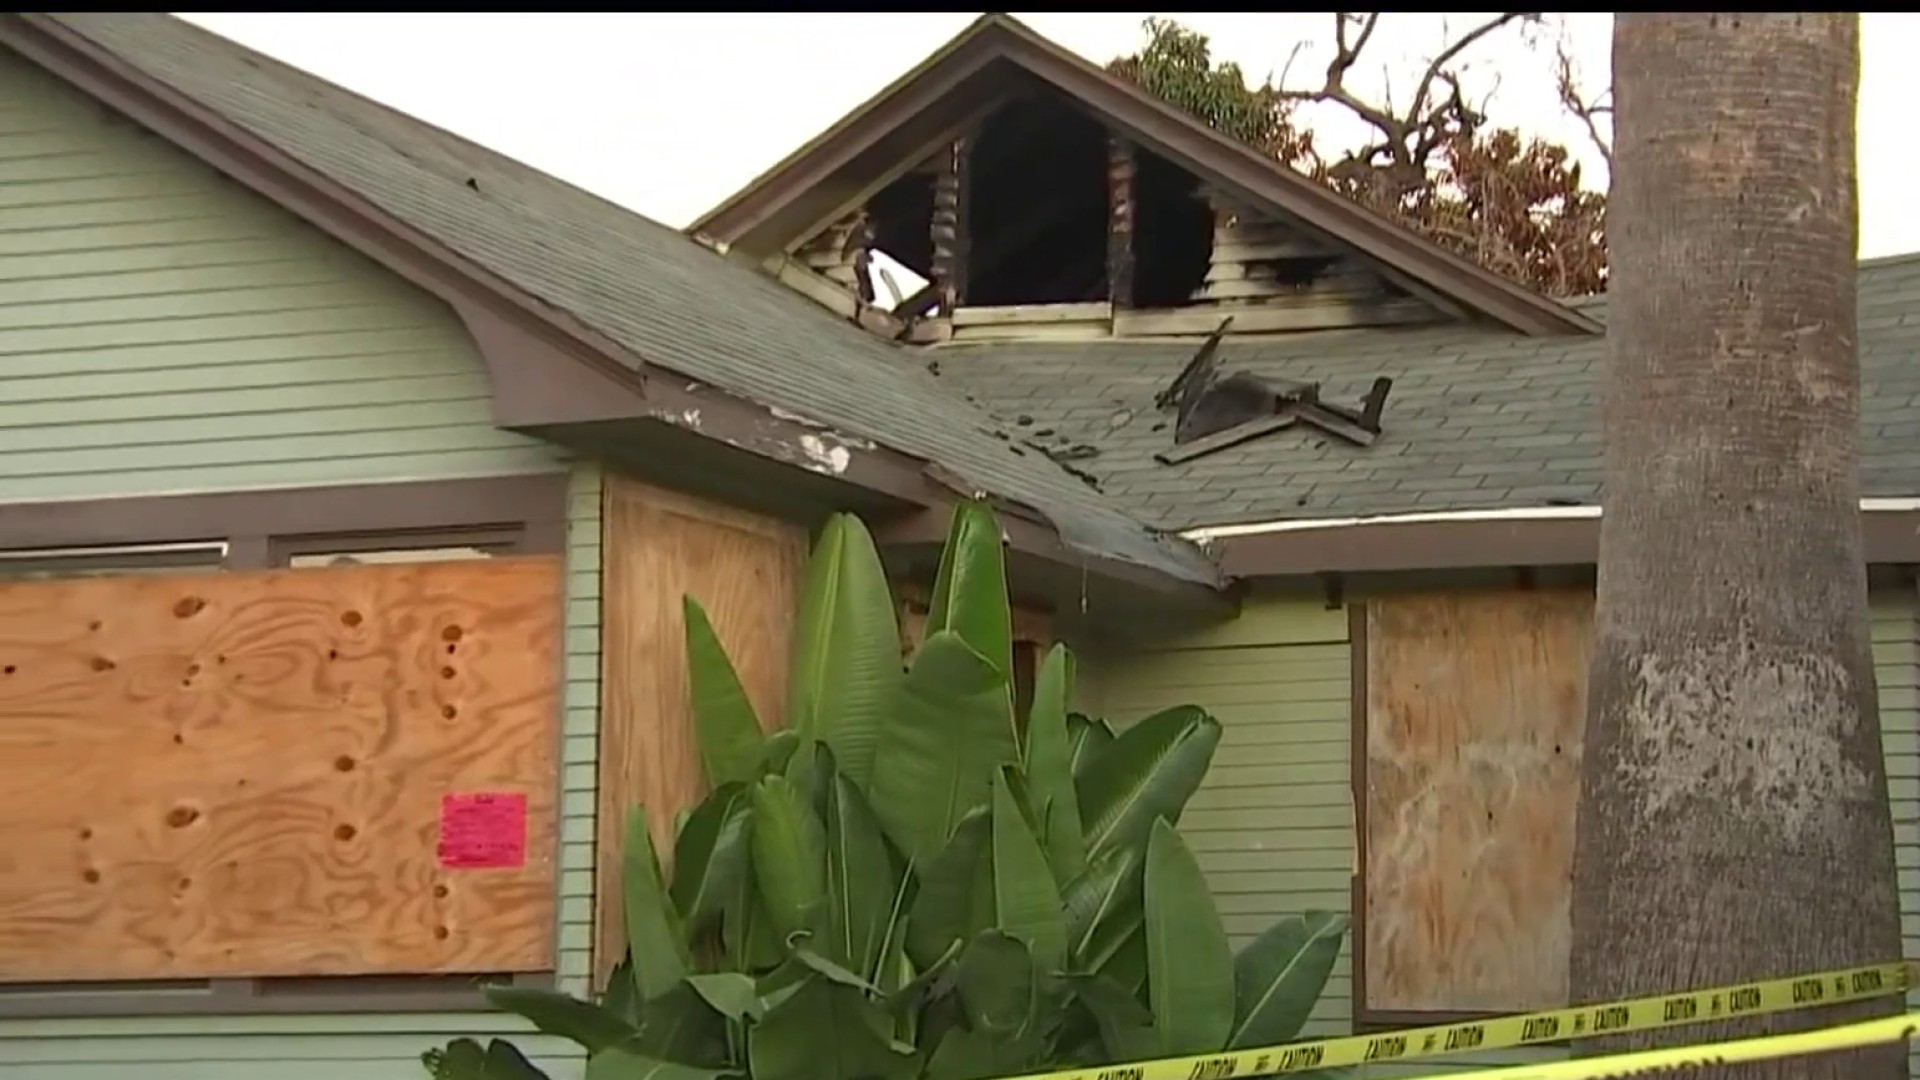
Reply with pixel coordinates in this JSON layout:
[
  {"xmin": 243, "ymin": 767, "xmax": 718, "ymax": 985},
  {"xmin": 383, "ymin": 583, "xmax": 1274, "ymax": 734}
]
[
  {"xmin": 927, "ymin": 256, "xmax": 1920, "ymax": 531},
  {"xmin": 1152, "ymin": 319, "xmax": 1392, "ymax": 464}
]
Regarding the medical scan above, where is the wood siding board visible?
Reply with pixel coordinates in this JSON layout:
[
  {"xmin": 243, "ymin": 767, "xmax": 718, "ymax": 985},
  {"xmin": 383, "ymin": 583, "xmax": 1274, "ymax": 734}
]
[
  {"xmin": 0, "ymin": 51, "xmax": 556, "ymax": 503},
  {"xmin": 0, "ymin": 51, "xmax": 601, "ymax": 1077},
  {"xmin": 592, "ymin": 474, "xmax": 807, "ymax": 990}
]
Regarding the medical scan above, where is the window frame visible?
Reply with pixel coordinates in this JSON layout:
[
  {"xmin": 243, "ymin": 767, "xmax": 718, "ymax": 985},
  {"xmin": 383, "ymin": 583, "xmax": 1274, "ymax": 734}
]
[{"xmin": 0, "ymin": 474, "xmax": 569, "ymax": 1018}]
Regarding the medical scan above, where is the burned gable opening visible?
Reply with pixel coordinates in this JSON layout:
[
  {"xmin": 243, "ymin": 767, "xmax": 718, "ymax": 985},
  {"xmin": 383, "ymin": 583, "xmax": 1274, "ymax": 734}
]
[
  {"xmin": 1129, "ymin": 147, "xmax": 1213, "ymax": 309},
  {"xmin": 965, "ymin": 96, "xmax": 1108, "ymax": 307},
  {"xmin": 867, "ymin": 172, "xmax": 934, "ymax": 292}
]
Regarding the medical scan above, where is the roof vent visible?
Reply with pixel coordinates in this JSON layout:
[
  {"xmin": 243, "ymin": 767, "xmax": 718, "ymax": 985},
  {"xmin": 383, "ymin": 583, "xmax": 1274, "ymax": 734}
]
[{"xmin": 1153, "ymin": 320, "xmax": 1393, "ymax": 464}]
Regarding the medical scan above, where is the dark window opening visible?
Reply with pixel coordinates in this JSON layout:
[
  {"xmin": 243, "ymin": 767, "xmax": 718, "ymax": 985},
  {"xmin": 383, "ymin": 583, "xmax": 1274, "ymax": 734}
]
[
  {"xmin": 866, "ymin": 172, "xmax": 935, "ymax": 308},
  {"xmin": 966, "ymin": 96, "xmax": 1109, "ymax": 307},
  {"xmin": 1131, "ymin": 148, "xmax": 1214, "ymax": 309}
]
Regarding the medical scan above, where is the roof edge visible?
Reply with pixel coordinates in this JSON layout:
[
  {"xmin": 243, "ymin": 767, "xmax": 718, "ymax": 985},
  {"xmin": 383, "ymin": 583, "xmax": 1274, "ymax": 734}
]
[
  {"xmin": 2, "ymin": 12, "xmax": 1223, "ymax": 598},
  {"xmin": 1200, "ymin": 499, "xmax": 1920, "ymax": 578}
]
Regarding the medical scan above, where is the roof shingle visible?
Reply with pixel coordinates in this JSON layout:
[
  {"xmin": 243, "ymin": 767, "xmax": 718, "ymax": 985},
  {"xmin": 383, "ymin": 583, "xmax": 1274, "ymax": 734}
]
[
  {"xmin": 937, "ymin": 255, "xmax": 1920, "ymax": 531},
  {"xmin": 37, "ymin": 12, "xmax": 1218, "ymax": 585}
]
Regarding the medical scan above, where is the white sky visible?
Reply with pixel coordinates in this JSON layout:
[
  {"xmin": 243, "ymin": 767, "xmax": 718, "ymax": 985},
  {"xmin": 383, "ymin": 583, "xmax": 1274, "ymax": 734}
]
[{"xmin": 175, "ymin": 12, "xmax": 1920, "ymax": 260}]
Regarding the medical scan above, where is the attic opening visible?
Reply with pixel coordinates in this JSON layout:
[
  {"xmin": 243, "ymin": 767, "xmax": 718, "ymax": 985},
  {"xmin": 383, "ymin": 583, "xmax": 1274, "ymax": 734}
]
[
  {"xmin": 965, "ymin": 96, "xmax": 1108, "ymax": 307},
  {"xmin": 1130, "ymin": 147, "xmax": 1213, "ymax": 309},
  {"xmin": 866, "ymin": 172, "xmax": 934, "ymax": 306}
]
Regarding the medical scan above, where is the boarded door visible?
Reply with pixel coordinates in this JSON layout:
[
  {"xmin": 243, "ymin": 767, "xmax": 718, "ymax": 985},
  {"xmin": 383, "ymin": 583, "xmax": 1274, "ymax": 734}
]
[{"xmin": 1361, "ymin": 588, "xmax": 1592, "ymax": 1015}]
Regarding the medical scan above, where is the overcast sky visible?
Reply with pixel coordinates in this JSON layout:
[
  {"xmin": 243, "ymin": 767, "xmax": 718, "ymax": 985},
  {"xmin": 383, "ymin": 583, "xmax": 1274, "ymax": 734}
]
[{"xmin": 176, "ymin": 12, "xmax": 1920, "ymax": 259}]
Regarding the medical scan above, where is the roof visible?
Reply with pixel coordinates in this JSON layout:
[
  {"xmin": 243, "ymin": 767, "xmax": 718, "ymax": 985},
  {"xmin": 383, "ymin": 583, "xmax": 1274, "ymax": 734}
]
[
  {"xmin": 934, "ymin": 254, "xmax": 1920, "ymax": 532},
  {"xmin": 15, "ymin": 12, "xmax": 1218, "ymax": 587},
  {"xmin": 690, "ymin": 13, "xmax": 1599, "ymax": 338}
]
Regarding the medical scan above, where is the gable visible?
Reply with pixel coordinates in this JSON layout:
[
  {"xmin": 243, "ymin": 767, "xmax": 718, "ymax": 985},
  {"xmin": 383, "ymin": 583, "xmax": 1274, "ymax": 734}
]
[
  {"xmin": 782, "ymin": 89, "xmax": 1447, "ymax": 345},
  {"xmin": 694, "ymin": 14, "xmax": 1598, "ymax": 343},
  {"xmin": 0, "ymin": 47, "xmax": 559, "ymax": 502}
]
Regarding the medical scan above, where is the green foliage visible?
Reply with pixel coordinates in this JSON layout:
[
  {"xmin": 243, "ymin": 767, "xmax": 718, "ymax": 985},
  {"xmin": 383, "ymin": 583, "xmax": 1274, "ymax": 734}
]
[
  {"xmin": 1106, "ymin": 16, "xmax": 1607, "ymax": 297},
  {"xmin": 1105, "ymin": 17, "xmax": 1298, "ymax": 160},
  {"xmin": 422, "ymin": 500, "xmax": 1346, "ymax": 1080}
]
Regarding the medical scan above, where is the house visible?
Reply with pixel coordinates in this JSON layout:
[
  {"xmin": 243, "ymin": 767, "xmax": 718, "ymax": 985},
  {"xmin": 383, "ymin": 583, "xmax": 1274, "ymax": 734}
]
[{"xmin": 0, "ymin": 10, "xmax": 1914, "ymax": 1080}]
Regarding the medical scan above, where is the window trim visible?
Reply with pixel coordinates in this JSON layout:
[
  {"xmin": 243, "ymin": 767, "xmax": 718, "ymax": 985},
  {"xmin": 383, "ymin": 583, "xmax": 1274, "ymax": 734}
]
[{"xmin": 0, "ymin": 474, "xmax": 570, "ymax": 1018}]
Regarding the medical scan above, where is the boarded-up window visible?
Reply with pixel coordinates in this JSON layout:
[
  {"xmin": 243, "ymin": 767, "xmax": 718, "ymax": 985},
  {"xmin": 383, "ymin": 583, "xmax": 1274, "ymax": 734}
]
[
  {"xmin": 1358, "ymin": 588, "xmax": 1592, "ymax": 1018},
  {"xmin": 0, "ymin": 557, "xmax": 562, "ymax": 984}
]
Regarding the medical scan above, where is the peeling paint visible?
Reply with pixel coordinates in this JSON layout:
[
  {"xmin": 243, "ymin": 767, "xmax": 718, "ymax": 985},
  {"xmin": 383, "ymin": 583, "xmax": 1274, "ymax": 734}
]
[
  {"xmin": 798, "ymin": 433, "xmax": 853, "ymax": 476},
  {"xmin": 768, "ymin": 405, "xmax": 830, "ymax": 429}
]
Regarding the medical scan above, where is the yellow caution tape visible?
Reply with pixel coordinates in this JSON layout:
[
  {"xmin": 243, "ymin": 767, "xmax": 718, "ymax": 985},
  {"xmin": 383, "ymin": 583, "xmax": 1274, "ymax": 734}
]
[
  {"xmin": 1011, "ymin": 961, "xmax": 1910, "ymax": 1080},
  {"xmin": 1396, "ymin": 1010, "xmax": 1920, "ymax": 1080}
]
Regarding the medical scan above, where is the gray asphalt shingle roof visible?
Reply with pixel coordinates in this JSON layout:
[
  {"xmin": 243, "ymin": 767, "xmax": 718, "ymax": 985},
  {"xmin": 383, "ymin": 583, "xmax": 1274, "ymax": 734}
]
[
  {"xmin": 42, "ymin": 13, "xmax": 1218, "ymax": 585},
  {"xmin": 938, "ymin": 255, "xmax": 1920, "ymax": 531}
]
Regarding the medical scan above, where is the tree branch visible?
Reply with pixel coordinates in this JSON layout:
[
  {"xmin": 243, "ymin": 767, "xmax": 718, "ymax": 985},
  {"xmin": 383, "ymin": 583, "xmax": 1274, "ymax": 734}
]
[{"xmin": 1554, "ymin": 37, "xmax": 1614, "ymax": 166}]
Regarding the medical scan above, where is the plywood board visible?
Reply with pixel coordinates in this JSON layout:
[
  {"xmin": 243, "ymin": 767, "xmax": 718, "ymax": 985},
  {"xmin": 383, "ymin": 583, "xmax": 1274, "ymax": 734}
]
[
  {"xmin": 595, "ymin": 475, "xmax": 807, "ymax": 988},
  {"xmin": 1363, "ymin": 588, "xmax": 1592, "ymax": 1014},
  {"xmin": 0, "ymin": 557, "xmax": 563, "ymax": 983}
]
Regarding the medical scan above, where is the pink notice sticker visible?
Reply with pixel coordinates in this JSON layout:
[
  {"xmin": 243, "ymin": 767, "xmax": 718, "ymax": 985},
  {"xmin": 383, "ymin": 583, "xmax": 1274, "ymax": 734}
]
[{"xmin": 438, "ymin": 792, "xmax": 528, "ymax": 870}]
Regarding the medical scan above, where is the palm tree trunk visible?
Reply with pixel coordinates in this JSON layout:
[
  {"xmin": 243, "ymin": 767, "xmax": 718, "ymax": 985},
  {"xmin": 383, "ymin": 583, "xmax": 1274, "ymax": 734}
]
[{"xmin": 1569, "ymin": 13, "xmax": 1904, "ymax": 1079}]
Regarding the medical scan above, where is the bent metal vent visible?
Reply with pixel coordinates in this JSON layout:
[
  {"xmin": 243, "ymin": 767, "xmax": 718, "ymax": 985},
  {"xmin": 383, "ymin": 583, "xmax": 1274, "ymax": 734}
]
[{"xmin": 1153, "ymin": 319, "xmax": 1392, "ymax": 465}]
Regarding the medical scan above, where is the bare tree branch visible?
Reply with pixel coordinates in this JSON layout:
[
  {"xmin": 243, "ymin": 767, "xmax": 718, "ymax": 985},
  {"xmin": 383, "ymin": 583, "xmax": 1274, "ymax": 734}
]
[
  {"xmin": 1554, "ymin": 36, "xmax": 1614, "ymax": 166},
  {"xmin": 1408, "ymin": 13, "xmax": 1533, "ymax": 122},
  {"xmin": 1276, "ymin": 11, "xmax": 1536, "ymax": 193}
]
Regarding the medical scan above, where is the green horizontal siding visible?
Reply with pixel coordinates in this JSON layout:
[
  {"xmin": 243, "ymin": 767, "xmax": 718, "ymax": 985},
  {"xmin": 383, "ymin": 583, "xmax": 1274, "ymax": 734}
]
[
  {"xmin": 0, "ymin": 50, "xmax": 558, "ymax": 498},
  {"xmin": 1086, "ymin": 594, "xmax": 1920, "ymax": 1079},
  {"xmin": 0, "ymin": 48, "xmax": 597, "ymax": 1080}
]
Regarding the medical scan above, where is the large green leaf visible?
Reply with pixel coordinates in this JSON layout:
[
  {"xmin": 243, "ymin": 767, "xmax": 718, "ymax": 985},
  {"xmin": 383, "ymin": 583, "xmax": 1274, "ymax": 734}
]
[
  {"xmin": 990, "ymin": 770, "xmax": 1068, "ymax": 971},
  {"xmin": 721, "ymin": 875, "xmax": 784, "ymax": 972},
  {"xmin": 1077, "ymin": 706, "xmax": 1220, "ymax": 861},
  {"xmin": 1023, "ymin": 644, "xmax": 1085, "ymax": 881},
  {"xmin": 748, "ymin": 974, "xmax": 918, "ymax": 1080},
  {"xmin": 1063, "ymin": 973, "xmax": 1158, "ymax": 1063},
  {"xmin": 686, "ymin": 972, "xmax": 764, "ymax": 1021},
  {"xmin": 1144, "ymin": 819, "xmax": 1233, "ymax": 1056},
  {"xmin": 585, "ymin": 1047, "xmax": 732, "ymax": 1080},
  {"xmin": 670, "ymin": 783, "xmax": 752, "ymax": 935},
  {"xmin": 786, "ymin": 514, "xmax": 902, "ymax": 788},
  {"xmin": 603, "ymin": 955, "xmax": 641, "ymax": 1026},
  {"xmin": 1066, "ymin": 713, "xmax": 1115, "ymax": 781},
  {"xmin": 485, "ymin": 986, "xmax": 638, "ymax": 1054},
  {"xmin": 423, "ymin": 1038, "xmax": 551, "ymax": 1080},
  {"xmin": 923, "ymin": 499, "xmax": 1017, "ymax": 693},
  {"xmin": 870, "ymin": 630, "xmax": 1019, "ymax": 863},
  {"xmin": 783, "ymin": 738, "xmax": 836, "ymax": 823},
  {"xmin": 750, "ymin": 775, "xmax": 827, "ymax": 947},
  {"xmin": 758, "ymin": 729, "xmax": 801, "ymax": 777},
  {"xmin": 1060, "ymin": 842, "xmax": 1145, "ymax": 974},
  {"xmin": 683, "ymin": 597, "xmax": 764, "ymax": 788},
  {"xmin": 1227, "ymin": 911, "xmax": 1350, "ymax": 1049},
  {"xmin": 623, "ymin": 981, "xmax": 733, "ymax": 1066},
  {"xmin": 925, "ymin": 1028, "xmax": 1047, "ymax": 1080},
  {"xmin": 906, "ymin": 806, "xmax": 994, "ymax": 969},
  {"xmin": 826, "ymin": 770, "xmax": 902, "ymax": 978},
  {"xmin": 622, "ymin": 807, "xmax": 689, "ymax": 1003},
  {"xmin": 951, "ymin": 931, "xmax": 1047, "ymax": 1037},
  {"xmin": 928, "ymin": 934, "xmax": 1056, "ymax": 1079}
]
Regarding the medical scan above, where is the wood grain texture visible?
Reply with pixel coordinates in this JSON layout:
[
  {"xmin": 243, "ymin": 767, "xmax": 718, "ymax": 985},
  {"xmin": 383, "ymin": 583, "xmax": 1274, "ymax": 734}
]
[
  {"xmin": 1363, "ymin": 588, "xmax": 1592, "ymax": 1013},
  {"xmin": 0, "ymin": 557, "xmax": 563, "ymax": 982},
  {"xmin": 594, "ymin": 474, "xmax": 806, "ymax": 988}
]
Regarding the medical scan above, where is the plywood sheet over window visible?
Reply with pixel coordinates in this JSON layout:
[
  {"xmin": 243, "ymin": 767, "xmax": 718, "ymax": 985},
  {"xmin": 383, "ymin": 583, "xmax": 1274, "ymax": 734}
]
[
  {"xmin": 596, "ymin": 475, "xmax": 807, "ymax": 988},
  {"xmin": 1360, "ymin": 588, "xmax": 1592, "ymax": 1016},
  {"xmin": 0, "ymin": 558, "xmax": 563, "ymax": 983}
]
